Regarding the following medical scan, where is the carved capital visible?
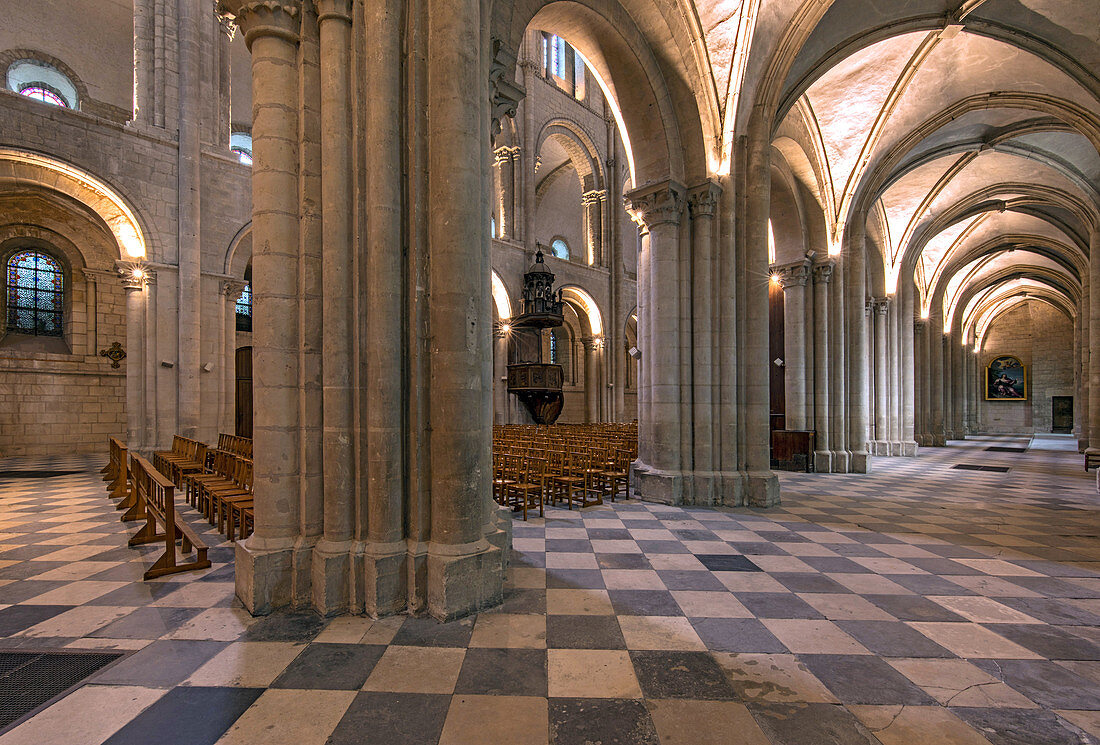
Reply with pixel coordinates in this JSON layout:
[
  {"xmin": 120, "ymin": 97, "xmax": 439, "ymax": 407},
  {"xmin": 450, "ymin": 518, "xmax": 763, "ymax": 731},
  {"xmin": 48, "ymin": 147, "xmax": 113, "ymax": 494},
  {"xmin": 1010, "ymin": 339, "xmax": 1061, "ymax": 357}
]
[
  {"xmin": 223, "ymin": 279, "xmax": 248, "ymax": 301},
  {"xmin": 489, "ymin": 38, "xmax": 526, "ymax": 138},
  {"xmin": 215, "ymin": 2, "xmax": 238, "ymax": 39},
  {"xmin": 624, "ymin": 181, "xmax": 686, "ymax": 229},
  {"xmin": 687, "ymin": 180, "xmax": 722, "ymax": 219},
  {"xmin": 873, "ymin": 296, "xmax": 891, "ymax": 315},
  {"xmin": 216, "ymin": 0, "xmax": 301, "ymax": 49},
  {"xmin": 582, "ymin": 189, "xmax": 606, "ymax": 207},
  {"xmin": 493, "ymin": 147, "xmax": 514, "ymax": 166},
  {"xmin": 776, "ymin": 261, "xmax": 810, "ymax": 289},
  {"xmin": 811, "ymin": 261, "xmax": 834, "ymax": 285}
]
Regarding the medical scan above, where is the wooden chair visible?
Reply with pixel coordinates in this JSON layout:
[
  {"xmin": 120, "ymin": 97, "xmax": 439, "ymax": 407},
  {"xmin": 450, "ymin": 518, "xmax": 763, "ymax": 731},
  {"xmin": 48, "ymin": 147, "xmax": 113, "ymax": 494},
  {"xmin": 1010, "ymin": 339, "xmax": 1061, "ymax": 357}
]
[{"xmin": 505, "ymin": 456, "xmax": 545, "ymax": 521}]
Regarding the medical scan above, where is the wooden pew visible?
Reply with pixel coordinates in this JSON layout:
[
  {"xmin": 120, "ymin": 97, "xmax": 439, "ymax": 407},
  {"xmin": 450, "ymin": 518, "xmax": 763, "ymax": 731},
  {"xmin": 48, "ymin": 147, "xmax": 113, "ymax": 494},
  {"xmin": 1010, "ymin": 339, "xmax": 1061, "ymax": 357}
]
[
  {"xmin": 105, "ymin": 437, "xmax": 129, "ymax": 502},
  {"xmin": 127, "ymin": 453, "xmax": 212, "ymax": 580}
]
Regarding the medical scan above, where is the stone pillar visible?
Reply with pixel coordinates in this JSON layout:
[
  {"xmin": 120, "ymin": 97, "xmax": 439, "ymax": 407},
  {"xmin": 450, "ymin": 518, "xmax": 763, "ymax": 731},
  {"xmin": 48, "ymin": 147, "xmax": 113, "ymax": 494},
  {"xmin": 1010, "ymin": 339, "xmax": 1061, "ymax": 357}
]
[
  {"xmin": 915, "ymin": 317, "xmax": 928, "ymax": 446},
  {"xmin": 582, "ymin": 337, "xmax": 601, "ymax": 422},
  {"xmin": 511, "ymin": 147, "xmax": 523, "ymax": 243},
  {"xmin": 425, "ymin": 0, "xmax": 505, "ymax": 620},
  {"xmin": 688, "ymin": 182, "xmax": 721, "ymax": 503},
  {"xmin": 846, "ymin": 219, "xmax": 871, "ymax": 473},
  {"xmin": 929, "ymin": 308, "xmax": 946, "ymax": 446},
  {"xmin": 222, "ymin": 280, "xmax": 247, "ymax": 434},
  {"xmin": 743, "ymin": 119, "xmax": 780, "ymax": 503},
  {"xmin": 626, "ymin": 181, "xmax": 686, "ymax": 504},
  {"xmin": 830, "ymin": 256, "xmax": 849, "ymax": 471},
  {"xmin": 953, "ymin": 337, "xmax": 966, "ymax": 440},
  {"xmin": 873, "ymin": 297, "xmax": 889, "ymax": 454},
  {"xmin": 493, "ymin": 147, "xmax": 514, "ymax": 239},
  {"xmin": 221, "ymin": 0, "xmax": 304, "ymax": 615},
  {"xmin": 812, "ymin": 261, "xmax": 832, "ymax": 472},
  {"xmin": 494, "ymin": 328, "xmax": 509, "ymax": 424},
  {"xmin": 779, "ymin": 262, "xmax": 810, "ymax": 431},
  {"xmin": 1090, "ymin": 228, "xmax": 1100, "ymax": 459},
  {"xmin": 177, "ymin": 0, "xmax": 202, "ymax": 440},
  {"xmin": 1080, "ymin": 280, "xmax": 1090, "ymax": 451},
  {"xmin": 313, "ymin": 0, "xmax": 355, "ymax": 616},
  {"xmin": 887, "ymin": 295, "xmax": 901, "ymax": 453},
  {"xmin": 901, "ymin": 287, "xmax": 917, "ymax": 454},
  {"xmin": 582, "ymin": 190, "xmax": 605, "ymax": 266},
  {"xmin": 123, "ymin": 272, "xmax": 146, "ymax": 449}
]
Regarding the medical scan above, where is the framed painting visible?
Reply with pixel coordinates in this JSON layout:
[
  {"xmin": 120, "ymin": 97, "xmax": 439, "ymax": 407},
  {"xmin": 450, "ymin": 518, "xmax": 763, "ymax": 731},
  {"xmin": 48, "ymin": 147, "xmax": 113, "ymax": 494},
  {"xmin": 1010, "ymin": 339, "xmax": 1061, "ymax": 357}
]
[{"xmin": 985, "ymin": 355, "xmax": 1026, "ymax": 401}]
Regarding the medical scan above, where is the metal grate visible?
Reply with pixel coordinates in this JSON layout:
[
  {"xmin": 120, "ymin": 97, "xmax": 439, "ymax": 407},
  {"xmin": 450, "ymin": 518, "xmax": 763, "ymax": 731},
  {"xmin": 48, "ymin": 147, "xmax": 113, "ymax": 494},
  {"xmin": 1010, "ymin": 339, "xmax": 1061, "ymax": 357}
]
[
  {"xmin": 0, "ymin": 470, "xmax": 81, "ymax": 479},
  {"xmin": 984, "ymin": 446, "xmax": 1027, "ymax": 453},
  {"xmin": 952, "ymin": 464, "xmax": 1011, "ymax": 473},
  {"xmin": 0, "ymin": 650, "xmax": 123, "ymax": 731}
]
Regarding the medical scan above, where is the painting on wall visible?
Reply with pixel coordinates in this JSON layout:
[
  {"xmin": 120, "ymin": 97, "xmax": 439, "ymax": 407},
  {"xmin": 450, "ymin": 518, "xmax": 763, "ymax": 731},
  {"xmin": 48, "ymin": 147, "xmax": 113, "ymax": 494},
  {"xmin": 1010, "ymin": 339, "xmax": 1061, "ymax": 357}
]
[{"xmin": 986, "ymin": 355, "xmax": 1027, "ymax": 401}]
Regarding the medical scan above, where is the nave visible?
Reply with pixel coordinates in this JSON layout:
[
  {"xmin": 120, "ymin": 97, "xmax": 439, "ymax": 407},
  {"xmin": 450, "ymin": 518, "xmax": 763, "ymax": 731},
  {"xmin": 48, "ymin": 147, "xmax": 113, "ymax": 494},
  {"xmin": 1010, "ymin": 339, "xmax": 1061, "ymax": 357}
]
[{"xmin": 0, "ymin": 437, "xmax": 1097, "ymax": 745}]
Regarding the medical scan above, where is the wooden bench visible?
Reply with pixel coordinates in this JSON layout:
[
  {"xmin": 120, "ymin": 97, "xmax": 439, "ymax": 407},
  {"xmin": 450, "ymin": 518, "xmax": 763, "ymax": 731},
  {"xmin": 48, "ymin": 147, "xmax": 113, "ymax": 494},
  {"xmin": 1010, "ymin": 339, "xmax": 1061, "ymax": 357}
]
[
  {"xmin": 105, "ymin": 437, "xmax": 130, "ymax": 502},
  {"xmin": 127, "ymin": 453, "xmax": 211, "ymax": 580},
  {"xmin": 1086, "ymin": 452, "xmax": 1100, "ymax": 471},
  {"xmin": 153, "ymin": 436, "xmax": 208, "ymax": 488}
]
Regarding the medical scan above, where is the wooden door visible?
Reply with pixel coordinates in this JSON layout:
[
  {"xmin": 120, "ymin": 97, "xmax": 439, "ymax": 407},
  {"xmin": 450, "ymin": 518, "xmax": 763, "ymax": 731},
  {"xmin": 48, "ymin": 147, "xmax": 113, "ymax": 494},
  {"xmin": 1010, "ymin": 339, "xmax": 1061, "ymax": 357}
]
[
  {"xmin": 1051, "ymin": 395, "xmax": 1072, "ymax": 434},
  {"xmin": 235, "ymin": 346, "xmax": 253, "ymax": 439}
]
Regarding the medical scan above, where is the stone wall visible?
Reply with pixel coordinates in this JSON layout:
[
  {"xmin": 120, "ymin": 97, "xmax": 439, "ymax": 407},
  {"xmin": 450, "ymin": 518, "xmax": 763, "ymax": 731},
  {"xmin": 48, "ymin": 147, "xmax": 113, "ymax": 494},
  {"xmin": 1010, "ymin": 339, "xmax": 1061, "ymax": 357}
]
[{"xmin": 977, "ymin": 301, "xmax": 1075, "ymax": 434}]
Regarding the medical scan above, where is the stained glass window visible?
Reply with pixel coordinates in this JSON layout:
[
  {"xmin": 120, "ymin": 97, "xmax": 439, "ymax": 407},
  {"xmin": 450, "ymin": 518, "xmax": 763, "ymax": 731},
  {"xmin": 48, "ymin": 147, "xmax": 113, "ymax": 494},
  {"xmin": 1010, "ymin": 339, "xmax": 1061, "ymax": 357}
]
[
  {"xmin": 551, "ymin": 238, "xmax": 569, "ymax": 260},
  {"xmin": 235, "ymin": 282, "xmax": 252, "ymax": 332},
  {"xmin": 6, "ymin": 251, "xmax": 64, "ymax": 337},
  {"xmin": 19, "ymin": 85, "xmax": 67, "ymax": 107}
]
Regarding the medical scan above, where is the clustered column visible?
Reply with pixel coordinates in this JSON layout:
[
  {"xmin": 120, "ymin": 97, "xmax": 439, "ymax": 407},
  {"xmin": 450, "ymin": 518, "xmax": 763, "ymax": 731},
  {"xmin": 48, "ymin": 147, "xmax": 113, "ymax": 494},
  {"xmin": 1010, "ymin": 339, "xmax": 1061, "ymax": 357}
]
[{"xmin": 778, "ymin": 262, "xmax": 810, "ymax": 431}]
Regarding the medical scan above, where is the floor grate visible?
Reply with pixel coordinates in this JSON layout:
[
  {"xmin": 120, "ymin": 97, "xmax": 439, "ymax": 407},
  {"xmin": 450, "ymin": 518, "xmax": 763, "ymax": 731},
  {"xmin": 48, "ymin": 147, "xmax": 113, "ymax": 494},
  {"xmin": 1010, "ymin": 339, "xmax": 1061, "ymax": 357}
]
[
  {"xmin": 952, "ymin": 464, "xmax": 1011, "ymax": 473},
  {"xmin": 984, "ymin": 446, "xmax": 1028, "ymax": 453},
  {"xmin": 0, "ymin": 650, "xmax": 124, "ymax": 731}
]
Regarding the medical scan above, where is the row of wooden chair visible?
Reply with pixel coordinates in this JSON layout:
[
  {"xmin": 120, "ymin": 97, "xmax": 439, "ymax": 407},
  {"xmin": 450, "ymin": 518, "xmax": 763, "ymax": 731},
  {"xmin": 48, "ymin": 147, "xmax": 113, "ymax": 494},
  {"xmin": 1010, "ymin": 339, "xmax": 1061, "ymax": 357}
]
[
  {"xmin": 183, "ymin": 449, "xmax": 255, "ymax": 541},
  {"xmin": 104, "ymin": 437, "xmax": 211, "ymax": 580}
]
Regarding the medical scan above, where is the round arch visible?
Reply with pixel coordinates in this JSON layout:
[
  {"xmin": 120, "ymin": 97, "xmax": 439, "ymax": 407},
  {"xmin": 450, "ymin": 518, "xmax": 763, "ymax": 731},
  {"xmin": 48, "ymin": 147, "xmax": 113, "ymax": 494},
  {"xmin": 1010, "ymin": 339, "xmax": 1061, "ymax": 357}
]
[
  {"xmin": 559, "ymin": 285, "xmax": 603, "ymax": 337},
  {"xmin": 491, "ymin": 269, "xmax": 513, "ymax": 321},
  {"xmin": 0, "ymin": 148, "xmax": 147, "ymax": 259}
]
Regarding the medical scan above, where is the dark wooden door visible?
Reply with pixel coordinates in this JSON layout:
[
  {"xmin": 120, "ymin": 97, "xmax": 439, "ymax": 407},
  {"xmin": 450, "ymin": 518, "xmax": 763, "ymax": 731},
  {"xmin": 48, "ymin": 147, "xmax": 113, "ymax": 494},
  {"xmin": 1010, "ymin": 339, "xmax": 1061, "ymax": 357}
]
[
  {"xmin": 235, "ymin": 346, "xmax": 253, "ymax": 439},
  {"xmin": 1051, "ymin": 395, "xmax": 1072, "ymax": 434}
]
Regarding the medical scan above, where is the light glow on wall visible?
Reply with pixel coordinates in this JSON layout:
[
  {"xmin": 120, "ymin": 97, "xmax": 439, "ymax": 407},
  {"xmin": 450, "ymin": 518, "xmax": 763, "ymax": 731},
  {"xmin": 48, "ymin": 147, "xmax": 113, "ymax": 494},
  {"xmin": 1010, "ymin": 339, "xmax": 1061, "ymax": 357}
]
[
  {"xmin": 0, "ymin": 148, "xmax": 147, "ymax": 258},
  {"xmin": 561, "ymin": 285, "xmax": 603, "ymax": 336},
  {"xmin": 491, "ymin": 270, "xmax": 512, "ymax": 321}
]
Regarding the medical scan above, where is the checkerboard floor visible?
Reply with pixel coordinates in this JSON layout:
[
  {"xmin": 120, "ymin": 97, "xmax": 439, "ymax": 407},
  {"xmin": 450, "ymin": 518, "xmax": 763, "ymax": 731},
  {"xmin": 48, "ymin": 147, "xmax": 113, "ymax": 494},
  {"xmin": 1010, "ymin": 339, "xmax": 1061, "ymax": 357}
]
[{"xmin": 0, "ymin": 435, "xmax": 1098, "ymax": 745}]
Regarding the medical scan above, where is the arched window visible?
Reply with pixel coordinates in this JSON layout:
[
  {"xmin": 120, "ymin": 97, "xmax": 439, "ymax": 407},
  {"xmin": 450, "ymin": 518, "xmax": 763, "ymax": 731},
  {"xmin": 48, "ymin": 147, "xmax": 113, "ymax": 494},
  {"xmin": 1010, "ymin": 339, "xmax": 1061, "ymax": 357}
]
[
  {"xmin": 235, "ymin": 282, "xmax": 252, "ymax": 332},
  {"xmin": 550, "ymin": 238, "xmax": 570, "ymax": 260},
  {"xmin": 6, "ymin": 59, "xmax": 77, "ymax": 109},
  {"xmin": 230, "ymin": 132, "xmax": 253, "ymax": 166},
  {"xmin": 6, "ymin": 250, "xmax": 64, "ymax": 337}
]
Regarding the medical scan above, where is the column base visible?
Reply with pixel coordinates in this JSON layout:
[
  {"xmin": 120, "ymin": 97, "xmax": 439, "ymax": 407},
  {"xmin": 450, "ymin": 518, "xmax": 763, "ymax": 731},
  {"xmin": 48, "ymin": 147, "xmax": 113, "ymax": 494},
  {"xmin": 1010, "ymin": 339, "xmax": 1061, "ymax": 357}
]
[
  {"xmin": 813, "ymin": 450, "xmax": 832, "ymax": 473},
  {"xmin": 311, "ymin": 539, "xmax": 353, "ymax": 616},
  {"xmin": 744, "ymin": 470, "xmax": 780, "ymax": 507},
  {"xmin": 899, "ymin": 441, "xmax": 918, "ymax": 456},
  {"xmin": 361, "ymin": 541, "xmax": 408, "ymax": 618},
  {"xmin": 849, "ymin": 450, "xmax": 871, "ymax": 474},
  {"xmin": 235, "ymin": 537, "xmax": 310, "ymax": 615},
  {"xmin": 832, "ymin": 450, "xmax": 850, "ymax": 473},
  {"xmin": 932, "ymin": 434, "xmax": 947, "ymax": 447},
  {"xmin": 632, "ymin": 462, "xmax": 684, "ymax": 505},
  {"xmin": 426, "ymin": 539, "xmax": 505, "ymax": 622}
]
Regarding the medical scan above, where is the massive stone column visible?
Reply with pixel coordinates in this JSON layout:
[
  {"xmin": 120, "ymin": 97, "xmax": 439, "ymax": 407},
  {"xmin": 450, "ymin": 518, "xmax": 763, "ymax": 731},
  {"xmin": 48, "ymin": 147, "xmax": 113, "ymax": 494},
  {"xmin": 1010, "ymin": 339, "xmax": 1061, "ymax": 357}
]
[
  {"xmin": 901, "ymin": 286, "xmax": 917, "ymax": 454},
  {"xmin": 689, "ymin": 182, "xmax": 720, "ymax": 503},
  {"xmin": 311, "ymin": 0, "xmax": 355, "ymax": 615},
  {"xmin": 887, "ymin": 295, "xmax": 901, "ymax": 454},
  {"xmin": 812, "ymin": 261, "xmax": 832, "ymax": 472},
  {"xmin": 1080, "ymin": 279, "xmax": 1090, "ymax": 451},
  {"xmin": 915, "ymin": 317, "xmax": 928, "ymax": 446},
  {"xmin": 953, "ymin": 338, "xmax": 966, "ymax": 440},
  {"xmin": 123, "ymin": 272, "xmax": 146, "ymax": 449},
  {"xmin": 221, "ymin": 0, "xmax": 305, "ymax": 614},
  {"xmin": 779, "ymin": 262, "xmax": 810, "ymax": 431},
  {"xmin": 743, "ymin": 119, "xmax": 780, "ymax": 503},
  {"xmin": 846, "ymin": 219, "xmax": 871, "ymax": 472},
  {"xmin": 424, "ymin": 0, "xmax": 505, "ymax": 619},
  {"xmin": 626, "ymin": 182, "xmax": 686, "ymax": 504},
  {"xmin": 872, "ymin": 298, "xmax": 889, "ymax": 454},
  {"xmin": 929, "ymin": 309, "xmax": 946, "ymax": 446}
]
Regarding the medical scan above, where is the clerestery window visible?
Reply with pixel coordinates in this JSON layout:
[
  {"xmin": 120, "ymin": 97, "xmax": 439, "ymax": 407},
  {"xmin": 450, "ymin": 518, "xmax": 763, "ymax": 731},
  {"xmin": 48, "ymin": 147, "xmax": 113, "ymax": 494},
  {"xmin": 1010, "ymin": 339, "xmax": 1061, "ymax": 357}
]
[
  {"xmin": 550, "ymin": 238, "xmax": 570, "ymax": 260},
  {"xmin": 7, "ymin": 59, "xmax": 77, "ymax": 109}
]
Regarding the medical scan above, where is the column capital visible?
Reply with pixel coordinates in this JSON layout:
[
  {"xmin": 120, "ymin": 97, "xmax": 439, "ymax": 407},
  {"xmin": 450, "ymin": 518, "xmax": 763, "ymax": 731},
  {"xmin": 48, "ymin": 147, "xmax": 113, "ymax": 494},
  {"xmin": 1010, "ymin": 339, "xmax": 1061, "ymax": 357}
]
[
  {"xmin": 114, "ymin": 261, "xmax": 153, "ymax": 290},
  {"xmin": 81, "ymin": 267, "xmax": 119, "ymax": 285},
  {"xmin": 775, "ymin": 260, "xmax": 811, "ymax": 288},
  {"xmin": 811, "ymin": 260, "xmax": 834, "ymax": 285},
  {"xmin": 223, "ymin": 278, "xmax": 248, "ymax": 300},
  {"xmin": 315, "ymin": 0, "xmax": 352, "ymax": 23},
  {"xmin": 872, "ymin": 296, "xmax": 891, "ymax": 315},
  {"xmin": 216, "ymin": 1, "xmax": 301, "ymax": 49},
  {"xmin": 493, "ymin": 147, "xmax": 514, "ymax": 166},
  {"xmin": 581, "ymin": 189, "xmax": 606, "ymax": 207},
  {"xmin": 687, "ymin": 180, "xmax": 722, "ymax": 219},
  {"xmin": 624, "ymin": 180, "xmax": 686, "ymax": 229},
  {"xmin": 580, "ymin": 336, "xmax": 602, "ymax": 351}
]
